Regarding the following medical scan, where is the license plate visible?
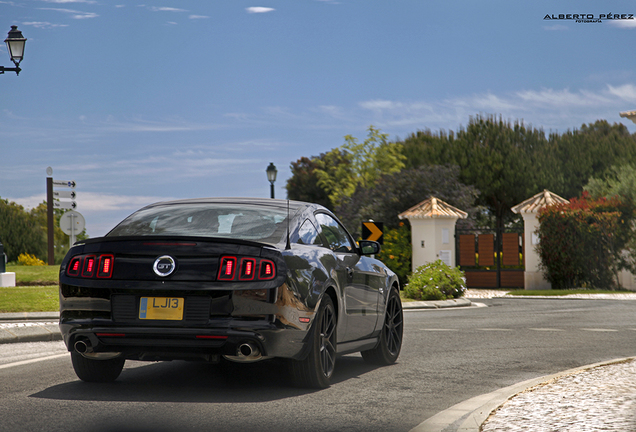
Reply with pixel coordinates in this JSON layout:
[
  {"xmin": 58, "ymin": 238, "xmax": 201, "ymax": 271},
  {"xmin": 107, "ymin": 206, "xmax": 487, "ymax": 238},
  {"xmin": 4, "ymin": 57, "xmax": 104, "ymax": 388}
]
[{"xmin": 139, "ymin": 297, "xmax": 184, "ymax": 320}]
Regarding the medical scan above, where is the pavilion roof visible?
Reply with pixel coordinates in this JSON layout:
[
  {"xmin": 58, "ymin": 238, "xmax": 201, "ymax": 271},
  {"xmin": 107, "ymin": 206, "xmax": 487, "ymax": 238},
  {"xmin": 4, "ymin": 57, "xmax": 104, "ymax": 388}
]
[
  {"xmin": 511, "ymin": 189, "xmax": 569, "ymax": 214},
  {"xmin": 398, "ymin": 197, "xmax": 468, "ymax": 220}
]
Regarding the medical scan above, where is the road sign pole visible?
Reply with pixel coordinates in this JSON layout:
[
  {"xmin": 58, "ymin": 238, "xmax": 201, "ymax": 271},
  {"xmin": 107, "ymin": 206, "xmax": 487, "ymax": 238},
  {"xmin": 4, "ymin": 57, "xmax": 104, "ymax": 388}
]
[
  {"xmin": 70, "ymin": 212, "xmax": 75, "ymax": 249},
  {"xmin": 46, "ymin": 177, "xmax": 54, "ymax": 265}
]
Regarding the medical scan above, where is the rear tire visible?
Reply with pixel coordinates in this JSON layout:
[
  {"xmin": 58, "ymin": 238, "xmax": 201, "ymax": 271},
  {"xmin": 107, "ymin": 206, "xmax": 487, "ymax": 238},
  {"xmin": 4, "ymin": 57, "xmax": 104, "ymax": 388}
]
[
  {"xmin": 362, "ymin": 288, "xmax": 403, "ymax": 365},
  {"xmin": 71, "ymin": 352, "xmax": 125, "ymax": 383},
  {"xmin": 290, "ymin": 295, "xmax": 337, "ymax": 389}
]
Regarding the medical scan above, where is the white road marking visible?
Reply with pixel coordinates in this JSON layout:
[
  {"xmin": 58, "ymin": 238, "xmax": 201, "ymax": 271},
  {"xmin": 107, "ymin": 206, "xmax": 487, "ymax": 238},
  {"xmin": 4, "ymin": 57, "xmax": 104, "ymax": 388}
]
[{"xmin": 0, "ymin": 353, "xmax": 68, "ymax": 370}]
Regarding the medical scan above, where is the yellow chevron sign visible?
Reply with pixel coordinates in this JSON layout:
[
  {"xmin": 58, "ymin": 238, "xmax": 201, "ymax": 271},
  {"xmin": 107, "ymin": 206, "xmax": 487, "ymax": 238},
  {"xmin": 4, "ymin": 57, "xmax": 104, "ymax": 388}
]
[{"xmin": 362, "ymin": 221, "xmax": 383, "ymax": 244}]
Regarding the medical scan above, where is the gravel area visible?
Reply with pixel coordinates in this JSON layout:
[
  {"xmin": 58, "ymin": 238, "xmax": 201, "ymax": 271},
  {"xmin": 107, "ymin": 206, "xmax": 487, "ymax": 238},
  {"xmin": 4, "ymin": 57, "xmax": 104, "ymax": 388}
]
[{"xmin": 482, "ymin": 359, "xmax": 636, "ymax": 432}]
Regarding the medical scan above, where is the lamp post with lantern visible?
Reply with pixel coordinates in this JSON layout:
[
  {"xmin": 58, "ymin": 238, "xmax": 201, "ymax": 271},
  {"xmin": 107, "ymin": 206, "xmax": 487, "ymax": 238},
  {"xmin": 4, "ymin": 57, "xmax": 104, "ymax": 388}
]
[
  {"xmin": 1, "ymin": 25, "xmax": 27, "ymax": 75},
  {"xmin": 266, "ymin": 163, "xmax": 277, "ymax": 199}
]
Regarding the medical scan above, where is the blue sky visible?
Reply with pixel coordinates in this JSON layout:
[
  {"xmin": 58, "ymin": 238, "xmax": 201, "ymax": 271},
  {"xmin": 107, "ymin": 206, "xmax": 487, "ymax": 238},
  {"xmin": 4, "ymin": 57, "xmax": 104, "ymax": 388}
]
[{"xmin": 2, "ymin": 0, "xmax": 636, "ymax": 237}]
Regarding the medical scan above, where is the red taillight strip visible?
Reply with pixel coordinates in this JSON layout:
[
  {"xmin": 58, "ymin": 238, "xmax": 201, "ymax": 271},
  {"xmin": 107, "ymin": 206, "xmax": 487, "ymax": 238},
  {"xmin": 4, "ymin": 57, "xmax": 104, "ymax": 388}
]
[
  {"xmin": 259, "ymin": 259, "xmax": 276, "ymax": 280},
  {"xmin": 67, "ymin": 257, "xmax": 82, "ymax": 277},
  {"xmin": 218, "ymin": 256, "xmax": 237, "ymax": 280},
  {"xmin": 81, "ymin": 255, "xmax": 97, "ymax": 278},
  {"xmin": 67, "ymin": 253, "xmax": 115, "ymax": 279},
  {"xmin": 196, "ymin": 335, "xmax": 228, "ymax": 340},
  {"xmin": 239, "ymin": 258, "xmax": 256, "ymax": 281},
  {"xmin": 218, "ymin": 256, "xmax": 276, "ymax": 281},
  {"xmin": 97, "ymin": 255, "xmax": 114, "ymax": 278}
]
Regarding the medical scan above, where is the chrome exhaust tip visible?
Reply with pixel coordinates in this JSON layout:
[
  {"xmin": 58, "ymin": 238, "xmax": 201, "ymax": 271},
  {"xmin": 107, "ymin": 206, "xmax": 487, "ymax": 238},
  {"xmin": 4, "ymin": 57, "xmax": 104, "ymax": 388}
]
[
  {"xmin": 223, "ymin": 342, "xmax": 264, "ymax": 363},
  {"xmin": 74, "ymin": 339, "xmax": 92, "ymax": 354}
]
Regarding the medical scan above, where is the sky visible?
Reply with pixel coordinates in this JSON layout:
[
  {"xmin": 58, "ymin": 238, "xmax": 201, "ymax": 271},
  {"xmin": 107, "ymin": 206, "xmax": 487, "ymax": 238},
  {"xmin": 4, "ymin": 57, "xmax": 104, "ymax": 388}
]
[{"xmin": 3, "ymin": 0, "xmax": 636, "ymax": 237}]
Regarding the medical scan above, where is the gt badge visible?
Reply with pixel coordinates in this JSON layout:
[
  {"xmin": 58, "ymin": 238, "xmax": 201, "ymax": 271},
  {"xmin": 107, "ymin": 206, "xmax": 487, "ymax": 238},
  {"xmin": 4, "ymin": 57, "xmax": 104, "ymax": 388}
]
[{"xmin": 153, "ymin": 255, "xmax": 176, "ymax": 277}]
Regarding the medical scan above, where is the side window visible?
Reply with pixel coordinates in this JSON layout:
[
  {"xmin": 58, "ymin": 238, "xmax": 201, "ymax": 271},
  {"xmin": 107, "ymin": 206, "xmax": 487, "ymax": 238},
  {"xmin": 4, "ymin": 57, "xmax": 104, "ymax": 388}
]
[
  {"xmin": 315, "ymin": 213, "xmax": 354, "ymax": 253},
  {"xmin": 296, "ymin": 219, "xmax": 322, "ymax": 246}
]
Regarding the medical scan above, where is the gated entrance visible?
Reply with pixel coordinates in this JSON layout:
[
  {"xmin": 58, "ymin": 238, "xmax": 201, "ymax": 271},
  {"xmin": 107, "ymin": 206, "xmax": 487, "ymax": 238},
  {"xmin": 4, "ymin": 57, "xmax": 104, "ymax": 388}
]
[{"xmin": 456, "ymin": 230, "xmax": 525, "ymax": 288}]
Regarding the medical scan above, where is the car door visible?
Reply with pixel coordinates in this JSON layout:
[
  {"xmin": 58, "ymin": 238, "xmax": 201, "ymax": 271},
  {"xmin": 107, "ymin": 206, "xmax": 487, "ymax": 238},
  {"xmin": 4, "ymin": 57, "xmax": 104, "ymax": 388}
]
[{"xmin": 314, "ymin": 213, "xmax": 380, "ymax": 342}]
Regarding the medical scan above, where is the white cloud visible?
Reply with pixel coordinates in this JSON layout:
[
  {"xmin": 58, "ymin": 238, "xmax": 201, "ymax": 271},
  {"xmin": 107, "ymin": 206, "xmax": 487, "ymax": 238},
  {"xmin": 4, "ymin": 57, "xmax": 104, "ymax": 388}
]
[
  {"xmin": 39, "ymin": 0, "xmax": 96, "ymax": 3},
  {"xmin": 356, "ymin": 84, "xmax": 636, "ymax": 133},
  {"xmin": 149, "ymin": 7, "xmax": 187, "ymax": 12},
  {"xmin": 609, "ymin": 19, "xmax": 636, "ymax": 28},
  {"xmin": 607, "ymin": 84, "xmax": 636, "ymax": 102},
  {"xmin": 39, "ymin": 7, "xmax": 98, "ymax": 19},
  {"xmin": 246, "ymin": 7, "xmax": 275, "ymax": 14},
  {"xmin": 543, "ymin": 24, "xmax": 569, "ymax": 31},
  {"xmin": 22, "ymin": 21, "xmax": 69, "ymax": 28},
  {"xmin": 189, "ymin": 15, "xmax": 209, "ymax": 19},
  {"xmin": 515, "ymin": 88, "xmax": 613, "ymax": 107}
]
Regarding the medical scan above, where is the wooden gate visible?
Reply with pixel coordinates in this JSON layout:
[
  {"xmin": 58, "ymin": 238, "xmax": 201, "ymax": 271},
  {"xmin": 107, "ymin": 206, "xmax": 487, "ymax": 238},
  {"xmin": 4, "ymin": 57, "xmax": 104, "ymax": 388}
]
[{"xmin": 456, "ymin": 230, "xmax": 524, "ymax": 288}]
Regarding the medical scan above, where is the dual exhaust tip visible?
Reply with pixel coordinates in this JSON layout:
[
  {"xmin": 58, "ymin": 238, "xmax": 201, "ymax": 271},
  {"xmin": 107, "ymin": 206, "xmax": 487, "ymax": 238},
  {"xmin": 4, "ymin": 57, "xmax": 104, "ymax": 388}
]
[{"xmin": 75, "ymin": 337, "xmax": 262, "ymax": 362}]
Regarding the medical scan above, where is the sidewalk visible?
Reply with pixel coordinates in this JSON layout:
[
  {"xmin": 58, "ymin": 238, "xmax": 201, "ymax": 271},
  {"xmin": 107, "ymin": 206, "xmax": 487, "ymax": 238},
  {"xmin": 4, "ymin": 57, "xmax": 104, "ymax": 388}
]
[{"xmin": 0, "ymin": 311, "xmax": 60, "ymax": 344}]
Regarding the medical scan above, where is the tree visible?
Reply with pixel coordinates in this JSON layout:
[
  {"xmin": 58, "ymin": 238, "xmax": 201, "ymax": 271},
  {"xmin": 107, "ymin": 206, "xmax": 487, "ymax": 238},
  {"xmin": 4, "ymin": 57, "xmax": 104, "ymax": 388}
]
[
  {"xmin": 286, "ymin": 156, "xmax": 334, "ymax": 210},
  {"xmin": 400, "ymin": 115, "xmax": 548, "ymax": 231},
  {"xmin": 29, "ymin": 201, "xmax": 89, "ymax": 264},
  {"xmin": 336, "ymin": 165, "xmax": 479, "ymax": 236},
  {"xmin": 550, "ymin": 121, "xmax": 636, "ymax": 200},
  {"xmin": 314, "ymin": 125, "xmax": 406, "ymax": 207},
  {"xmin": 0, "ymin": 198, "xmax": 46, "ymax": 262}
]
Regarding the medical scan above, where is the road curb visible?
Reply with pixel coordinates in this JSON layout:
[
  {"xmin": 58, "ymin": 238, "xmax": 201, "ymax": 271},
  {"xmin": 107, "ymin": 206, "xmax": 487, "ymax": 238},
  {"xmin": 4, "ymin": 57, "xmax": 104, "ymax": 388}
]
[
  {"xmin": 409, "ymin": 356, "xmax": 636, "ymax": 432},
  {"xmin": 403, "ymin": 298, "xmax": 473, "ymax": 310},
  {"xmin": 0, "ymin": 322, "xmax": 62, "ymax": 344}
]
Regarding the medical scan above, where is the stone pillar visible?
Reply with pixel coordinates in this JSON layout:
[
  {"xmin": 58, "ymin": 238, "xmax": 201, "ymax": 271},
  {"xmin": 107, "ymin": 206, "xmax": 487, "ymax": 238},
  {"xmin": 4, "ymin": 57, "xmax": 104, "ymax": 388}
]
[
  {"xmin": 399, "ymin": 197, "xmax": 467, "ymax": 271},
  {"xmin": 511, "ymin": 190, "xmax": 569, "ymax": 290}
]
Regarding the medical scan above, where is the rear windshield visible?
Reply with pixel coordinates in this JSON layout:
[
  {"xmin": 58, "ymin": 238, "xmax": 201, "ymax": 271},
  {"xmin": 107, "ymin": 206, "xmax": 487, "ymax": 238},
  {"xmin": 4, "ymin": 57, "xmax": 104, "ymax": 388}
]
[{"xmin": 107, "ymin": 203, "xmax": 288, "ymax": 242}]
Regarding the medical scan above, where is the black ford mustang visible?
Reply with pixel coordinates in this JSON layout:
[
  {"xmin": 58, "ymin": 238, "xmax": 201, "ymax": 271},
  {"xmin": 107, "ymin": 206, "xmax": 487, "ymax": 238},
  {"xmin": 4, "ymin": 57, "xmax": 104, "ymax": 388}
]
[{"xmin": 59, "ymin": 198, "xmax": 403, "ymax": 388}]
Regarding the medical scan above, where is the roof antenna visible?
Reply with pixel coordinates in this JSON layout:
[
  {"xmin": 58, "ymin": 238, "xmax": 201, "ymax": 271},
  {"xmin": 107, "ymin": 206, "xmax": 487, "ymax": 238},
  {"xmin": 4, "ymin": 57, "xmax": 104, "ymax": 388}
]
[{"xmin": 285, "ymin": 199, "xmax": 291, "ymax": 250}]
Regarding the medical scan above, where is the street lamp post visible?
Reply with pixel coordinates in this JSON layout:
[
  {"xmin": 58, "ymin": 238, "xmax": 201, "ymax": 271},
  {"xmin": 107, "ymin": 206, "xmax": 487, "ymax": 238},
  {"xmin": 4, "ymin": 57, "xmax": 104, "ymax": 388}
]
[
  {"xmin": 266, "ymin": 163, "xmax": 277, "ymax": 199},
  {"xmin": 1, "ymin": 25, "xmax": 27, "ymax": 76}
]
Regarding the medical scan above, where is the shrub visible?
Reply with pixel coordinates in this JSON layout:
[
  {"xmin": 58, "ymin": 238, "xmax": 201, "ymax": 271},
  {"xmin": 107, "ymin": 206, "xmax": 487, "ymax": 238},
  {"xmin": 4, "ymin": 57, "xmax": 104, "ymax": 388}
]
[
  {"xmin": 377, "ymin": 223, "xmax": 412, "ymax": 286},
  {"xmin": 404, "ymin": 260, "xmax": 466, "ymax": 300},
  {"xmin": 537, "ymin": 193, "xmax": 632, "ymax": 289},
  {"xmin": 17, "ymin": 253, "xmax": 45, "ymax": 266}
]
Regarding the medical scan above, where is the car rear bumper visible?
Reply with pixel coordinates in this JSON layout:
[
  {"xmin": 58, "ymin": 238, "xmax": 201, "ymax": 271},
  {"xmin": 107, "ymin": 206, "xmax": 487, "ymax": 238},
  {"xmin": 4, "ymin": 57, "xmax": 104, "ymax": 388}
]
[{"xmin": 60, "ymin": 319, "xmax": 309, "ymax": 361}]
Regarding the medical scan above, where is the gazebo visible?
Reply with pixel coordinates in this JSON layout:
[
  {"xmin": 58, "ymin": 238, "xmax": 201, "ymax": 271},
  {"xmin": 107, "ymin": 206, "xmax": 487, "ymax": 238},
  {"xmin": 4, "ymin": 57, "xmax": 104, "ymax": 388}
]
[{"xmin": 399, "ymin": 197, "xmax": 467, "ymax": 270}]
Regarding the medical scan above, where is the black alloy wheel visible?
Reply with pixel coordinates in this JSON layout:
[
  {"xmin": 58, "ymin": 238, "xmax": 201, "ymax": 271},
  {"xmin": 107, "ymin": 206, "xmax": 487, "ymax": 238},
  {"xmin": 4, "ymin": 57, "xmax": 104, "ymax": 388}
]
[
  {"xmin": 362, "ymin": 288, "xmax": 403, "ymax": 365},
  {"xmin": 291, "ymin": 295, "xmax": 337, "ymax": 388}
]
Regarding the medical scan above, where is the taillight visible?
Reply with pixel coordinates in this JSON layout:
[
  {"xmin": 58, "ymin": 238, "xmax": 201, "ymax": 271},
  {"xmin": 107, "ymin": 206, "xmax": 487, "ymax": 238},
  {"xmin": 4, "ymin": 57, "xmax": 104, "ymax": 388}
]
[
  {"xmin": 82, "ymin": 255, "xmax": 96, "ymax": 278},
  {"xmin": 97, "ymin": 255, "xmax": 114, "ymax": 278},
  {"xmin": 67, "ymin": 257, "xmax": 82, "ymax": 277},
  {"xmin": 66, "ymin": 254, "xmax": 115, "ymax": 279},
  {"xmin": 218, "ymin": 256, "xmax": 237, "ymax": 280},
  {"xmin": 218, "ymin": 256, "xmax": 276, "ymax": 281},
  {"xmin": 259, "ymin": 259, "xmax": 276, "ymax": 280},
  {"xmin": 239, "ymin": 258, "xmax": 256, "ymax": 281}
]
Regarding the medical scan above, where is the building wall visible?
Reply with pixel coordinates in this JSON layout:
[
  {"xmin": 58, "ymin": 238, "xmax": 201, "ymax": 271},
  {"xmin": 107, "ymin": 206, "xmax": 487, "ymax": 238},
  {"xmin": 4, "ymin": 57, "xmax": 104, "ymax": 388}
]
[{"xmin": 409, "ymin": 217, "xmax": 459, "ymax": 271}]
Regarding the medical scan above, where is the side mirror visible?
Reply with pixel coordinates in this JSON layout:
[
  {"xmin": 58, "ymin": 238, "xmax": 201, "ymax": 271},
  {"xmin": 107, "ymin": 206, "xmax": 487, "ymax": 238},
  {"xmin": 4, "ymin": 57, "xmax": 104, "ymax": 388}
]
[{"xmin": 359, "ymin": 240, "xmax": 381, "ymax": 256}]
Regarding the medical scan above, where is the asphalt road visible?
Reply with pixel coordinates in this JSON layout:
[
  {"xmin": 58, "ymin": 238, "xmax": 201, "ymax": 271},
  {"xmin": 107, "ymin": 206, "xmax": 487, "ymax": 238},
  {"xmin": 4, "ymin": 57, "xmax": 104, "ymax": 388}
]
[{"xmin": 2, "ymin": 298, "xmax": 636, "ymax": 432}]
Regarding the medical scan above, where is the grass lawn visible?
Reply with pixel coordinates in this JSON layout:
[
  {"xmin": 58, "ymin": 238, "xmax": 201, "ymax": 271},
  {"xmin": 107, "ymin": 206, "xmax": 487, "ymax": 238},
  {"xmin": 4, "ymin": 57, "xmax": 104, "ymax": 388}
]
[
  {"xmin": 5, "ymin": 264, "xmax": 59, "ymax": 285},
  {"xmin": 0, "ymin": 286, "xmax": 59, "ymax": 312}
]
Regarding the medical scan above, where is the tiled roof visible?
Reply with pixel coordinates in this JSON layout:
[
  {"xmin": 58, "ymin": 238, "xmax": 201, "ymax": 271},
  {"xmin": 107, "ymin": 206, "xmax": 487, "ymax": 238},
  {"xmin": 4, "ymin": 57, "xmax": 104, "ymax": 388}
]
[
  {"xmin": 398, "ymin": 197, "xmax": 468, "ymax": 220},
  {"xmin": 511, "ymin": 189, "xmax": 569, "ymax": 214},
  {"xmin": 620, "ymin": 110, "xmax": 636, "ymax": 121}
]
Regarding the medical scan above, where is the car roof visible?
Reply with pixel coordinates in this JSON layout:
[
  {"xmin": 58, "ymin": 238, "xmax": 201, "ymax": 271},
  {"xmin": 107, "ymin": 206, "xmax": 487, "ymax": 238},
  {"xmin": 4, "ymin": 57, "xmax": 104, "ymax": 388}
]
[{"xmin": 139, "ymin": 197, "xmax": 325, "ymax": 214}]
